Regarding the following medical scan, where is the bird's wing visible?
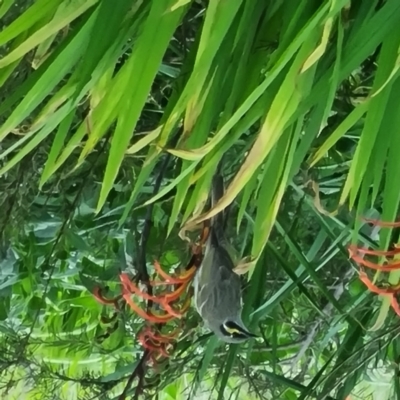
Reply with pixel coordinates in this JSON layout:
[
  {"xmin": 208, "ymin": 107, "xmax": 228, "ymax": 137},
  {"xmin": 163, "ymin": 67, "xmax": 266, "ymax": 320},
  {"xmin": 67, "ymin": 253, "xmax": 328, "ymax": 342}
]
[
  {"xmin": 198, "ymin": 243, "xmax": 234, "ymax": 285},
  {"xmin": 196, "ymin": 244, "xmax": 242, "ymax": 317}
]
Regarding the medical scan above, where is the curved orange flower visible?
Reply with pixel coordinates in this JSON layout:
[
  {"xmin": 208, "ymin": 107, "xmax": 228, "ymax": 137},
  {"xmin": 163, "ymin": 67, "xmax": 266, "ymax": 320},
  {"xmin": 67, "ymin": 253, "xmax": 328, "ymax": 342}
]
[
  {"xmin": 349, "ymin": 217, "xmax": 400, "ymax": 317},
  {"xmin": 92, "ymin": 222, "xmax": 208, "ymax": 363}
]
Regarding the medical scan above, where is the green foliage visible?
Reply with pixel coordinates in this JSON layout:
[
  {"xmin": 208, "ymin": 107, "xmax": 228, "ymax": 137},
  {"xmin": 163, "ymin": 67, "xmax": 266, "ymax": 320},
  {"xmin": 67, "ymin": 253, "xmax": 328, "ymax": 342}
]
[{"xmin": 1, "ymin": 0, "xmax": 400, "ymax": 399}]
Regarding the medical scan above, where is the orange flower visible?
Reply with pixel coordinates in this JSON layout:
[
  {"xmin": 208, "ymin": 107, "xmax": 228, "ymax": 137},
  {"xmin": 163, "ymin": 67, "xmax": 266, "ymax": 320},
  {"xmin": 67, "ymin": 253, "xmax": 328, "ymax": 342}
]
[
  {"xmin": 361, "ymin": 217, "xmax": 400, "ymax": 227},
  {"xmin": 92, "ymin": 225, "xmax": 207, "ymax": 363},
  {"xmin": 137, "ymin": 325, "xmax": 180, "ymax": 361},
  {"xmin": 119, "ymin": 264, "xmax": 194, "ymax": 321},
  {"xmin": 358, "ymin": 271, "xmax": 400, "ymax": 294},
  {"xmin": 349, "ymin": 217, "xmax": 400, "ymax": 317},
  {"xmin": 349, "ymin": 245, "xmax": 400, "ymax": 271}
]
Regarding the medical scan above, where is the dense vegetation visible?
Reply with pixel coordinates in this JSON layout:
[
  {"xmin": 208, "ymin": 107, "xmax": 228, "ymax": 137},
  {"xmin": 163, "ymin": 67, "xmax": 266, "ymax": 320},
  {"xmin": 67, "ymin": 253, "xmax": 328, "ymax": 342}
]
[{"xmin": 1, "ymin": 0, "xmax": 400, "ymax": 399}]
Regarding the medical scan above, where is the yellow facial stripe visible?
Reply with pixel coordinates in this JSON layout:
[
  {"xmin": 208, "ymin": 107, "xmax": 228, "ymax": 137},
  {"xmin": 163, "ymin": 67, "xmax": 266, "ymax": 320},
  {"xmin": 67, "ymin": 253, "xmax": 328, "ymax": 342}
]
[{"xmin": 224, "ymin": 324, "xmax": 242, "ymax": 335}]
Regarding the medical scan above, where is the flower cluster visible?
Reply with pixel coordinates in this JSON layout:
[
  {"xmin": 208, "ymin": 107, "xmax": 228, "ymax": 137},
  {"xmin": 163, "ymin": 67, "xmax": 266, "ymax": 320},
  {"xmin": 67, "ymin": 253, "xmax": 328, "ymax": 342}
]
[
  {"xmin": 93, "ymin": 225, "xmax": 209, "ymax": 362},
  {"xmin": 348, "ymin": 218, "xmax": 400, "ymax": 315}
]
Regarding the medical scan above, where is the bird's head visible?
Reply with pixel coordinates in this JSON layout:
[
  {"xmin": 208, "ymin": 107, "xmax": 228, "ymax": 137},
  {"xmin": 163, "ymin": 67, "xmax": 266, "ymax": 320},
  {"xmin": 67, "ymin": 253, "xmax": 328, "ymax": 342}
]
[{"xmin": 217, "ymin": 320, "xmax": 257, "ymax": 343}]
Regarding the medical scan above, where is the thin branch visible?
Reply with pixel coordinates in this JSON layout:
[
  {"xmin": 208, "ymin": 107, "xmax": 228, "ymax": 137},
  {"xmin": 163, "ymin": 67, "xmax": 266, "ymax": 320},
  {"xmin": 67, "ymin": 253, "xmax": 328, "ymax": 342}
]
[
  {"xmin": 118, "ymin": 350, "xmax": 149, "ymax": 400},
  {"xmin": 118, "ymin": 129, "xmax": 180, "ymax": 400}
]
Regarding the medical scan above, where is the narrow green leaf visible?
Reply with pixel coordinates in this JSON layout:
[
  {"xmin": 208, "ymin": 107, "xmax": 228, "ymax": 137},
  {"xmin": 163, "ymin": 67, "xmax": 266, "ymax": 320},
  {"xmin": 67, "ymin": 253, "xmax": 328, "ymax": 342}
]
[
  {"xmin": 309, "ymin": 100, "xmax": 369, "ymax": 167},
  {"xmin": 341, "ymin": 30, "xmax": 400, "ymax": 207},
  {"xmin": 72, "ymin": 0, "xmax": 133, "ymax": 99},
  {"xmin": 40, "ymin": 110, "xmax": 75, "ymax": 187},
  {"xmin": 0, "ymin": 0, "xmax": 98, "ymax": 67},
  {"xmin": 0, "ymin": 0, "xmax": 14, "ymax": 19},
  {"xmin": 97, "ymin": 1, "xmax": 184, "ymax": 212},
  {"xmin": 0, "ymin": 12, "xmax": 96, "ymax": 141},
  {"xmin": 0, "ymin": 0, "xmax": 61, "ymax": 46},
  {"xmin": 217, "ymin": 347, "xmax": 238, "ymax": 400}
]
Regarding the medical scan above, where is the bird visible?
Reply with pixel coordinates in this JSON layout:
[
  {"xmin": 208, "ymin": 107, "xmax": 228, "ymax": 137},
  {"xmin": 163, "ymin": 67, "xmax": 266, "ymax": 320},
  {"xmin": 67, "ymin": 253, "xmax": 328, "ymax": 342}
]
[{"xmin": 193, "ymin": 169, "xmax": 257, "ymax": 343}]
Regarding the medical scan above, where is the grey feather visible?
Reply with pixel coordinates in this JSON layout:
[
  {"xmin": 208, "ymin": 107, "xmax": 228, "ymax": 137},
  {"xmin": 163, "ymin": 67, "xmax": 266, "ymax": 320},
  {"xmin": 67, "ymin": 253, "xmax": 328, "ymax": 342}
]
[
  {"xmin": 208, "ymin": 172, "xmax": 227, "ymax": 248},
  {"xmin": 193, "ymin": 168, "xmax": 255, "ymax": 343}
]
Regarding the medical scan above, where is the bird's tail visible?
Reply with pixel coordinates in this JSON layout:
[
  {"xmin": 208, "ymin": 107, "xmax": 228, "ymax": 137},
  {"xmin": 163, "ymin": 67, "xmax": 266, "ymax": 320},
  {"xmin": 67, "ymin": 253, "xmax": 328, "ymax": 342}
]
[
  {"xmin": 211, "ymin": 172, "xmax": 225, "ymax": 226},
  {"xmin": 209, "ymin": 160, "xmax": 226, "ymax": 245}
]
